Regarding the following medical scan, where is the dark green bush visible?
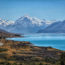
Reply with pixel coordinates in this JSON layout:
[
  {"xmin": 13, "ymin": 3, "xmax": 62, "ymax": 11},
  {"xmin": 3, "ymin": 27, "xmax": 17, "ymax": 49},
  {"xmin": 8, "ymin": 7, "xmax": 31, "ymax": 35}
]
[
  {"xmin": 60, "ymin": 52, "xmax": 65, "ymax": 65},
  {"xmin": 0, "ymin": 53, "xmax": 8, "ymax": 59},
  {"xmin": 0, "ymin": 48, "xmax": 8, "ymax": 52}
]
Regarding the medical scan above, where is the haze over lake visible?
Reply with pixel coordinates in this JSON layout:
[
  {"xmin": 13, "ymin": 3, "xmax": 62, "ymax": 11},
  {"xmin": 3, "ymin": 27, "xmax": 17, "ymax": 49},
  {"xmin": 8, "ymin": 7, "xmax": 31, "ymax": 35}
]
[{"xmin": 7, "ymin": 33, "xmax": 65, "ymax": 51}]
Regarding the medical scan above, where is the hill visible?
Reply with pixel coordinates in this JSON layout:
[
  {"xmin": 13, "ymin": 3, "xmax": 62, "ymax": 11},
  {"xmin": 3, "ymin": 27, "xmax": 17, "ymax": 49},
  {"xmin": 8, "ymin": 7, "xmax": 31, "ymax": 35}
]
[
  {"xmin": 0, "ymin": 28, "xmax": 21, "ymax": 38},
  {"xmin": 38, "ymin": 20, "xmax": 65, "ymax": 33}
]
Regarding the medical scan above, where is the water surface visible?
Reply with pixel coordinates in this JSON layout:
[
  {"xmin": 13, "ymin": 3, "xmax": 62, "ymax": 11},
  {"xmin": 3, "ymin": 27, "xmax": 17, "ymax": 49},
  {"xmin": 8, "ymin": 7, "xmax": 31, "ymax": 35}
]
[{"xmin": 7, "ymin": 33, "xmax": 65, "ymax": 50}]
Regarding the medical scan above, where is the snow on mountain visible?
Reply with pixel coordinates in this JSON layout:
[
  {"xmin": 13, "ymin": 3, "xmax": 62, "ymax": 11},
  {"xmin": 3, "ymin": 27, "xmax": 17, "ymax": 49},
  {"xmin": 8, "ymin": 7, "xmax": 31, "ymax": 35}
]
[
  {"xmin": 9, "ymin": 16, "xmax": 51, "ymax": 33},
  {"xmin": 0, "ymin": 18, "xmax": 6, "ymax": 27},
  {"xmin": 0, "ymin": 18, "xmax": 14, "ymax": 26},
  {"xmin": 38, "ymin": 20, "xmax": 65, "ymax": 33},
  {"xmin": 15, "ymin": 16, "xmax": 45, "ymax": 26},
  {"xmin": 6, "ymin": 20, "xmax": 15, "ymax": 25},
  {"xmin": 0, "ymin": 18, "xmax": 15, "ymax": 32},
  {"xmin": 0, "ymin": 16, "xmax": 53, "ymax": 33}
]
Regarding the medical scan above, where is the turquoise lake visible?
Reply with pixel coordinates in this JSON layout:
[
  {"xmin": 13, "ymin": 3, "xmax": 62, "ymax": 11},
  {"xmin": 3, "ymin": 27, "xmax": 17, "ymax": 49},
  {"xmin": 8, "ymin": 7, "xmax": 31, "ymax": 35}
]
[{"xmin": 7, "ymin": 33, "xmax": 65, "ymax": 51}]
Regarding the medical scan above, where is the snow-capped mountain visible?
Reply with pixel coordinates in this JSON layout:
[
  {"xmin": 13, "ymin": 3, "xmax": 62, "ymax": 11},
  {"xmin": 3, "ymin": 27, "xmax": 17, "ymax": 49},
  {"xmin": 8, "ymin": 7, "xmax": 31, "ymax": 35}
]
[
  {"xmin": 0, "ymin": 18, "xmax": 15, "ymax": 31},
  {"xmin": 0, "ymin": 18, "xmax": 14, "ymax": 26},
  {"xmin": 38, "ymin": 20, "xmax": 65, "ymax": 33},
  {"xmin": 15, "ymin": 16, "xmax": 46, "ymax": 26},
  {"xmin": 7, "ymin": 16, "xmax": 51, "ymax": 33},
  {"xmin": 0, "ymin": 16, "xmax": 52, "ymax": 33}
]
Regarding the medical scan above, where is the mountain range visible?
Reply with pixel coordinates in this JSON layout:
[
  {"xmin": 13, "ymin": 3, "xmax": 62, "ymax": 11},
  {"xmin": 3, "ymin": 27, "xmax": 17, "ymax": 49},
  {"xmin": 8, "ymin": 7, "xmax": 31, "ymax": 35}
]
[
  {"xmin": 38, "ymin": 20, "xmax": 65, "ymax": 33},
  {"xmin": 0, "ymin": 16, "xmax": 52, "ymax": 33},
  {"xmin": 0, "ymin": 16, "xmax": 65, "ymax": 33}
]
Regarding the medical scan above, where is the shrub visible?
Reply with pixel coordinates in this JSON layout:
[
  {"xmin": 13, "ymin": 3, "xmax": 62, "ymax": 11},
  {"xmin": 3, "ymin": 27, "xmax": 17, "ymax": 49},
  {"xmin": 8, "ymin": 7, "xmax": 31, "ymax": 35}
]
[
  {"xmin": 39, "ymin": 63, "xmax": 43, "ymax": 65},
  {"xmin": 0, "ymin": 53, "xmax": 8, "ymax": 59},
  {"xmin": 0, "ymin": 48, "xmax": 8, "ymax": 52},
  {"xmin": 60, "ymin": 52, "xmax": 65, "ymax": 65}
]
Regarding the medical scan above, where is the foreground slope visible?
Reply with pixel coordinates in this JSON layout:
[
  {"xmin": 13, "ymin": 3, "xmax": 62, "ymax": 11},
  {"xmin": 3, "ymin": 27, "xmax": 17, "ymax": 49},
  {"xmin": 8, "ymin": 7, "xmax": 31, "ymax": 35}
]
[{"xmin": 0, "ymin": 31, "xmax": 65, "ymax": 65}]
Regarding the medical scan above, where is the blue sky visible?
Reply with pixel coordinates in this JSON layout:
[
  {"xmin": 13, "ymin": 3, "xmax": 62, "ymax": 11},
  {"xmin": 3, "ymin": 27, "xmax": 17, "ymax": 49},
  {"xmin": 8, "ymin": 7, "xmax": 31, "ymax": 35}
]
[{"xmin": 0, "ymin": 0, "xmax": 65, "ymax": 21}]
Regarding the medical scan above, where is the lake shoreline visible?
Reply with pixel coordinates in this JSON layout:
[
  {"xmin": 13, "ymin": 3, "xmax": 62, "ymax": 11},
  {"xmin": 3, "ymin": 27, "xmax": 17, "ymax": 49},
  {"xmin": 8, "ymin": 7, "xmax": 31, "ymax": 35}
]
[
  {"xmin": 0, "ymin": 33, "xmax": 65, "ymax": 65},
  {"xmin": 6, "ymin": 33, "xmax": 65, "ymax": 51}
]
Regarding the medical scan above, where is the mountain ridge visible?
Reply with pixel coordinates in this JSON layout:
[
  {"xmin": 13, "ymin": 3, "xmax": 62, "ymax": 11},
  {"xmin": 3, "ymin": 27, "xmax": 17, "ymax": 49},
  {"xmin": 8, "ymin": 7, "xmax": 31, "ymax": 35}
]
[
  {"xmin": 0, "ymin": 16, "xmax": 52, "ymax": 33},
  {"xmin": 38, "ymin": 20, "xmax": 65, "ymax": 33}
]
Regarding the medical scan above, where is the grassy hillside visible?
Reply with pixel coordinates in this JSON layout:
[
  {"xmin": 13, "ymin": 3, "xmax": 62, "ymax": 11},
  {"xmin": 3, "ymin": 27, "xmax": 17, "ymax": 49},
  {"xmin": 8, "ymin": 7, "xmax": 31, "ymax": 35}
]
[
  {"xmin": 0, "ymin": 31, "xmax": 65, "ymax": 65},
  {"xmin": 0, "ymin": 39, "xmax": 65, "ymax": 65}
]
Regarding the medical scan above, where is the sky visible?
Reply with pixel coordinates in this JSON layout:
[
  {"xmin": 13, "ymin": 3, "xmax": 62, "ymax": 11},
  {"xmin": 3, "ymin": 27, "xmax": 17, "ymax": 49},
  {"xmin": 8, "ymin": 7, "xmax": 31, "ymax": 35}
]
[{"xmin": 0, "ymin": 0, "xmax": 65, "ymax": 21}]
